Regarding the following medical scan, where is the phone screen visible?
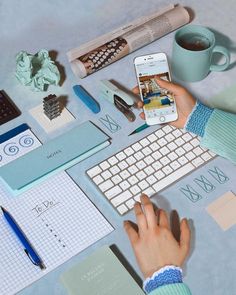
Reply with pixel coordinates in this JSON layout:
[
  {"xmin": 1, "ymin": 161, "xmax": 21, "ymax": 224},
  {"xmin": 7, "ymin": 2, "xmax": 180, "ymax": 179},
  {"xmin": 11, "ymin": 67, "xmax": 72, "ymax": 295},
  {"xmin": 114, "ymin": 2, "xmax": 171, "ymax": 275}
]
[{"xmin": 135, "ymin": 58, "xmax": 176, "ymax": 119}]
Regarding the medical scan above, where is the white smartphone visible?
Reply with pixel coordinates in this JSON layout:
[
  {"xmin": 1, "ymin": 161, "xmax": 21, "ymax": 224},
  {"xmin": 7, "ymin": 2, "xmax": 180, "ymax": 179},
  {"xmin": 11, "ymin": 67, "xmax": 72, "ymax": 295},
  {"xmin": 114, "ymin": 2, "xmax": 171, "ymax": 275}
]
[{"xmin": 134, "ymin": 52, "xmax": 178, "ymax": 125}]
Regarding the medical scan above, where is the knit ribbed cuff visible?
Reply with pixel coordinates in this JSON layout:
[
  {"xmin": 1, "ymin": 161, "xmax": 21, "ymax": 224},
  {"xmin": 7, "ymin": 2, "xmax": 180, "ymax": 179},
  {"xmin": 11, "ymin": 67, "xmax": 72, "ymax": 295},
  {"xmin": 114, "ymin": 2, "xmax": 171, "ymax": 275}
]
[
  {"xmin": 149, "ymin": 283, "xmax": 192, "ymax": 295},
  {"xmin": 143, "ymin": 266, "xmax": 183, "ymax": 294},
  {"xmin": 185, "ymin": 102, "xmax": 213, "ymax": 137}
]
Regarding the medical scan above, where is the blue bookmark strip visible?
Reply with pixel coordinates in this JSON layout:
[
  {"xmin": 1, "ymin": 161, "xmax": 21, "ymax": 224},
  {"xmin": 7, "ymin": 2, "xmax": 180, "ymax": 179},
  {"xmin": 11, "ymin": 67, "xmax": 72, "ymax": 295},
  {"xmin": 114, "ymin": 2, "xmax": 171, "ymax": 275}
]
[{"xmin": 0, "ymin": 124, "xmax": 29, "ymax": 144}]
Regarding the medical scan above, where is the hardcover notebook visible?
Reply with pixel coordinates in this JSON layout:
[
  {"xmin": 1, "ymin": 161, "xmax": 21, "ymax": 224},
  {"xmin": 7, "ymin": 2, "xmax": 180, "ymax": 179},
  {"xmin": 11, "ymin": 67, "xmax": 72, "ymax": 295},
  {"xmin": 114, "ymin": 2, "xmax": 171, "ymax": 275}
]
[
  {"xmin": 61, "ymin": 246, "xmax": 145, "ymax": 295},
  {"xmin": 0, "ymin": 121, "xmax": 110, "ymax": 195}
]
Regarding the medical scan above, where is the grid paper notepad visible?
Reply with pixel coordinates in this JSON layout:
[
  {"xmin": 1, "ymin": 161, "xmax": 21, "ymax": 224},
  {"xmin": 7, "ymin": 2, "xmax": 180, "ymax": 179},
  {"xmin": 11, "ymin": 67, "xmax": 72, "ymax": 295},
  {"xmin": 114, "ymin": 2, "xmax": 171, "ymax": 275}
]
[{"xmin": 0, "ymin": 129, "xmax": 113, "ymax": 295}]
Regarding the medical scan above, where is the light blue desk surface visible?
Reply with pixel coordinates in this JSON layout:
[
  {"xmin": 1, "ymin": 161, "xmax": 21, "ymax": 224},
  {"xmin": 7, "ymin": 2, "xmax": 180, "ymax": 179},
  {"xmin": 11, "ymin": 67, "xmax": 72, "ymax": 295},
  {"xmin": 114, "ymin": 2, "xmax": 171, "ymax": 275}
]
[{"xmin": 1, "ymin": 1, "xmax": 236, "ymax": 294}]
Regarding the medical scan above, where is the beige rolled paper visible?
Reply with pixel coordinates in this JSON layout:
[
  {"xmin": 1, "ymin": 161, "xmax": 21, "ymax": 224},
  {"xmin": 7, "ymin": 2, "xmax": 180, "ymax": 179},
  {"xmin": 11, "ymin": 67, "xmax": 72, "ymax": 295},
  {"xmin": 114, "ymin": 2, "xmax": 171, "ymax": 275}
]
[{"xmin": 67, "ymin": 4, "xmax": 190, "ymax": 78}]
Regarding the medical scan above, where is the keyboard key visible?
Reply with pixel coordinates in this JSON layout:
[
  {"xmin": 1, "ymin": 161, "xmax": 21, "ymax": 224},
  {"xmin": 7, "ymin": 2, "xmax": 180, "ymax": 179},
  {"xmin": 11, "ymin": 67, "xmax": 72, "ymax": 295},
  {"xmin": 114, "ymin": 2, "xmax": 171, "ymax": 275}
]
[
  {"xmin": 153, "ymin": 163, "xmax": 194, "ymax": 192},
  {"xmin": 124, "ymin": 147, "xmax": 134, "ymax": 156},
  {"xmin": 146, "ymin": 175, "xmax": 157, "ymax": 185},
  {"xmin": 126, "ymin": 198, "xmax": 135, "ymax": 209},
  {"xmin": 147, "ymin": 134, "xmax": 157, "ymax": 142},
  {"xmin": 190, "ymin": 138, "xmax": 200, "ymax": 147},
  {"xmin": 175, "ymin": 147, "xmax": 185, "ymax": 156},
  {"xmin": 175, "ymin": 138, "xmax": 185, "ymax": 146},
  {"xmin": 132, "ymin": 142, "xmax": 142, "ymax": 151},
  {"xmin": 118, "ymin": 160, "xmax": 128, "ymax": 169},
  {"xmin": 120, "ymin": 180, "xmax": 130, "ymax": 190},
  {"xmin": 144, "ymin": 156, "xmax": 154, "ymax": 165},
  {"xmin": 182, "ymin": 133, "xmax": 192, "ymax": 142},
  {"xmin": 152, "ymin": 151, "xmax": 162, "ymax": 160},
  {"xmin": 160, "ymin": 146, "xmax": 170, "ymax": 156},
  {"xmin": 162, "ymin": 165, "xmax": 173, "ymax": 175},
  {"xmin": 87, "ymin": 166, "xmax": 102, "ymax": 178},
  {"xmin": 172, "ymin": 129, "xmax": 182, "ymax": 138},
  {"xmin": 99, "ymin": 179, "xmax": 113, "ymax": 192},
  {"xmin": 126, "ymin": 155, "xmax": 136, "ymax": 165},
  {"xmin": 120, "ymin": 170, "xmax": 131, "ymax": 180},
  {"xmin": 162, "ymin": 125, "xmax": 173, "ymax": 133},
  {"xmin": 150, "ymin": 142, "xmax": 159, "ymax": 151},
  {"xmin": 209, "ymin": 150, "xmax": 216, "ymax": 157},
  {"xmin": 168, "ymin": 152, "xmax": 178, "ymax": 161},
  {"xmin": 136, "ymin": 171, "xmax": 147, "ymax": 180},
  {"xmin": 111, "ymin": 191, "xmax": 132, "ymax": 207},
  {"xmin": 117, "ymin": 204, "xmax": 128, "ymax": 215},
  {"xmin": 192, "ymin": 157, "xmax": 204, "ymax": 167},
  {"xmin": 152, "ymin": 161, "xmax": 163, "ymax": 171},
  {"xmin": 167, "ymin": 142, "xmax": 177, "ymax": 151},
  {"xmin": 108, "ymin": 156, "xmax": 118, "ymax": 165},
  {"xmin": 165, "ymin": 133, "xmax": 175, "ymax": 142},
  {"xmin": 105, "ymin": 186, "xmax": 122, "ymax": 199},
  {"xmin": 183, "ymin": 143, "xmax": 193, "ymax": 152},
  {"xmin": 116, "ymin": 151, "xmax": 126, "ymax": 161},
  {"xmin": 134, "ymin": 151, "xmax": 144, "ymax": 160},
  {"xmin": 138, "ymin": 180, "xmax": 149, "ymax": 190},
  {"xmin": 160, "ymin": 156, "xmax": 170, "ymax": 165},
  {"xmin": 111, "ymin": 175, "xmax": 122, "ymax": 184},
  {"xmin": 143, "ymin": 147, "xmax": 152, "ymax": 155},
  {"xmin": 93, "ymin": 175, "xmax": 103, "ymax": 185},
  {"xmin": 109, "ymin": 165, "xmax": 120, "ymax": 175},
  {"xmin": 101, "ymin": 170, "xmax": 112, "ymax": 180},
  {"xmin": 144, "ymin": 166, "xmax": 155, "ymax": 175},
  {"xmin": 157, "ymin": 138, "xmax": 167, "ymax": 146},
  {"xmin": 178, "ymin": 156, "xmax": 188, "ymax": 165},
  {"xmin": 140, "ymin": 138, "xmax": 150, "ymax": 147},
  {"xmin": 201, "ymin": 152, "xmax": 212, "ymax": 161},
  {"xmin": 128, "ymin": 165, "xmax": 138, "ymax": 174},
  {"xmin": 99, "ymin": 160, "xmax": 110, "ymax": 170},
  {"xmin": 186, "ymin": 151, "xmax": 195, "ymax": 161},
  {"xmin": 154, "ymin": 170, "xmax": 165, "ymax": 180},
  {"xmin": 143, "ymin": 187, "xmax": 155, "ymax": 197},
  {"xmin": 170, "ymin": 160, "xmax": 181, "ymax": 170},
  {"xmin": 130, "ymin": 185, "xmax": 141, "ymax": 195},
  {"xmin": 155, "ymin": 129, "xmax": 165, "ymax": 138},
  {"xmin": 136, "ymin": 160, "xmax": 147, "ymax": 170},
  {"xmin": 128, "ymin": 175, "xmax": 139, "ymax": 185},
  {"xmin": 193, "ymin": 147, "xmax": 204, "ymax": 156}
]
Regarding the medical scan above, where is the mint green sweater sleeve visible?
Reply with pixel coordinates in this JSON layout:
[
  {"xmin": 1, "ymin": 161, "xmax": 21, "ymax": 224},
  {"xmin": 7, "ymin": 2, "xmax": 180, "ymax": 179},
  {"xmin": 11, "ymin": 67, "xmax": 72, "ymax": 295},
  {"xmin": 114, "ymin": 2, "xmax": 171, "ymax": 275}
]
[
  {"xmin": 201, "ymin": 109, "xmax": 236, "ymax": 164},
  {"xmin": 149, "ymin": 283, "xmax": 192, "ymax": 295}
]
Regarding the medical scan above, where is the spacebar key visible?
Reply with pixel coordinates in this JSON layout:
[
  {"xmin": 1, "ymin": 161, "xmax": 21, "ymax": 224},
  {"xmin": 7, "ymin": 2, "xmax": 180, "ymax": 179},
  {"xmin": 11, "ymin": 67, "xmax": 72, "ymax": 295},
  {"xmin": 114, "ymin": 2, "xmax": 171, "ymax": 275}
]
[{"xmin": 153, "ymin": 163, "xmax": 194, "ymax": 193}]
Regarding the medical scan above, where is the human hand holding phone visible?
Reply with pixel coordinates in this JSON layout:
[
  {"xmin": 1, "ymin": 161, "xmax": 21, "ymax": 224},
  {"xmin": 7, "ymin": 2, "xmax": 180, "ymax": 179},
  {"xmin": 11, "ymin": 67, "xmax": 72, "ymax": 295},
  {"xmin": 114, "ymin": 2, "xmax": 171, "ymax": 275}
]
[{"xmin": 134, "ymin": 77, "xmax": 196, "ymax": 129}]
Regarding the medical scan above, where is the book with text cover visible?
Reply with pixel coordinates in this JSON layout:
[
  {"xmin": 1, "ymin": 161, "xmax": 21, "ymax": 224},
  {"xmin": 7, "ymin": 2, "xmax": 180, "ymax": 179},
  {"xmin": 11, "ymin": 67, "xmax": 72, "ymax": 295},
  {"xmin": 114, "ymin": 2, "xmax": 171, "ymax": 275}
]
[{"xmin": 61, "ymin": 246, "xmax": 145, "ymax": 295}]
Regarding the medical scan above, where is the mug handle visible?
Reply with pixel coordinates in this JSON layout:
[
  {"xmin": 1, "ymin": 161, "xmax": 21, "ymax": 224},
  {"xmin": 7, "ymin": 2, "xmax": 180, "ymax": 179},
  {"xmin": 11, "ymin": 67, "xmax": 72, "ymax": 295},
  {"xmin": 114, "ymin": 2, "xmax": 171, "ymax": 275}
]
[{"xmin": 210, "ymin": 45, "xmax": 230, "ymax": 72}]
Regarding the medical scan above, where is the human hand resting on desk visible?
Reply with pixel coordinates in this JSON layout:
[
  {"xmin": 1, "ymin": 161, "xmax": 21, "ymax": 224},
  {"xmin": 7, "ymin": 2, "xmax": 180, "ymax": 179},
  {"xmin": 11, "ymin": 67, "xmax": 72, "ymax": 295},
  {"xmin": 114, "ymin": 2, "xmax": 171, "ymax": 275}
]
[
  {"xmin": 124, "ymin": 194, "xmax": 191, "ymax": 279},
  {"xmin": 133, "ymin": 77, "xmax": 196, "ymax": 129}
]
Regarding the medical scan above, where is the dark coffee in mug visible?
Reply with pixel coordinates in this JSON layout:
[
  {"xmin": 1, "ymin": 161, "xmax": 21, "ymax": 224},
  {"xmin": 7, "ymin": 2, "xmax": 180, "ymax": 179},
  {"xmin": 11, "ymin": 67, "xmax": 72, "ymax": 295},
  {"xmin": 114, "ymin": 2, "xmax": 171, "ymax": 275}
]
[{"xmin": 177, "ymin": 33, "xmax": 211, "ymax": 51}]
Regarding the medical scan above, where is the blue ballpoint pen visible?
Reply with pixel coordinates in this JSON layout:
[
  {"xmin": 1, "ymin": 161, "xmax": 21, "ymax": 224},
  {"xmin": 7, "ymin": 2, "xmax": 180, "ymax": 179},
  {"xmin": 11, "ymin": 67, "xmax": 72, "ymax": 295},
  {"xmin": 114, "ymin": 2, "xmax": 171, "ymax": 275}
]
[{"xmin": 1, "ymin": 206, "xmax": 46, "ymax": 270}]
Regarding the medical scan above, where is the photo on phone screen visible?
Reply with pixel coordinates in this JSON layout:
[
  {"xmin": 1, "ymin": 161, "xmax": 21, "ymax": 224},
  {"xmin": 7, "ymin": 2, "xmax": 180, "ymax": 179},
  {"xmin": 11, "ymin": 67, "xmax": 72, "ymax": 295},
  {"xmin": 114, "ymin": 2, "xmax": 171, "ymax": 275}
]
[{"xmin": 135, "ymin": 54, "xmax": 178, "ymax": 125}]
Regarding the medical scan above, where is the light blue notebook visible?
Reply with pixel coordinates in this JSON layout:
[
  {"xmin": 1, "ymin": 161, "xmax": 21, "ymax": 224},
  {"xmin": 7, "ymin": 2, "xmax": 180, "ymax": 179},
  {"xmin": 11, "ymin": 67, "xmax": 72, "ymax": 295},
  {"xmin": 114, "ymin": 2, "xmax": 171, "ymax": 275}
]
[{"xmin": 0, "ymin": 121, "xmax": 110, "ymax": 195}]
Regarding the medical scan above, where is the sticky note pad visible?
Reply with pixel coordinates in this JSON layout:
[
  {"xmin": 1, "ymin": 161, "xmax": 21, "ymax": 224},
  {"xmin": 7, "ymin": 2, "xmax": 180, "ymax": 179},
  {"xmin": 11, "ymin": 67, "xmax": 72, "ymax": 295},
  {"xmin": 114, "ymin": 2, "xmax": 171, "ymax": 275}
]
[
  {"xmin": 206, "ymin": 191, "xmax": 236, "ymax": 231},
  {"xmin": 29, "ymin": 104, "xmax": 75, "ymax": 133}
]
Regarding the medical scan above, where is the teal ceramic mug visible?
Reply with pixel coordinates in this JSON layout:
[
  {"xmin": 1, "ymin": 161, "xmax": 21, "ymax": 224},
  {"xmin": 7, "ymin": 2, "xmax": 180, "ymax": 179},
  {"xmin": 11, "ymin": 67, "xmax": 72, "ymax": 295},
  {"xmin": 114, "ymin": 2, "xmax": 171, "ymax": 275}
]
[{"xmin": 172, "ymin": 25, "xmax": 230, "ymax": 82}]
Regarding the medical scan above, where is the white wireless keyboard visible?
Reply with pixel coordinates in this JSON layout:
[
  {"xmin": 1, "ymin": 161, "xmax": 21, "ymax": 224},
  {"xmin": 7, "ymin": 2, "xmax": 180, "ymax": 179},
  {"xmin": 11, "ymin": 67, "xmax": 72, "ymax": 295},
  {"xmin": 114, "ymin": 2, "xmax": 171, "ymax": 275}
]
[{"xmin": 87, "ymin": 125, "xmax": 216, "ymax": 215}]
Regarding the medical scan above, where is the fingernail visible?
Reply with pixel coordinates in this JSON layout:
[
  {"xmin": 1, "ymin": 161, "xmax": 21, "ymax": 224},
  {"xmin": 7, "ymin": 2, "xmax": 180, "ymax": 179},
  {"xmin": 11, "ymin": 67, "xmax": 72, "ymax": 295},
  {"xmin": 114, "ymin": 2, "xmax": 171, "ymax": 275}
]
[{"xmin": 123, "ymin": 220, "xmax": 129, "ymax": 226}]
